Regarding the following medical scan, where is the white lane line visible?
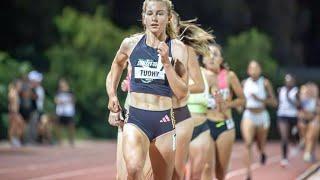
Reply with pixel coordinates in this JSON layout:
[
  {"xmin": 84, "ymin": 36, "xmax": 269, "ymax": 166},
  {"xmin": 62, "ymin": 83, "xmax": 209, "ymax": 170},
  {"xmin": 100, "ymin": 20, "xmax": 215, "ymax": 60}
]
[
  {"xmin": 296, "ymin": 162, "xmax": 320, "ymax": 180},
  {"xmin": 28, "ymin": 165, "xmax": 112, "ymax": 180}
]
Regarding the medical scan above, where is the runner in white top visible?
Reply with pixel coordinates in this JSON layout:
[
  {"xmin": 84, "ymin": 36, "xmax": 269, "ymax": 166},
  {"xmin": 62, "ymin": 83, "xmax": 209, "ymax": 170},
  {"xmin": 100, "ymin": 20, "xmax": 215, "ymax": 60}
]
[
  {"xmin": 277, "ymin": 74, "xmax": 300, "ymax": 167},
  {"xmin": 241, "ymin": 60, "xmax": 277, "ymax": 180}
]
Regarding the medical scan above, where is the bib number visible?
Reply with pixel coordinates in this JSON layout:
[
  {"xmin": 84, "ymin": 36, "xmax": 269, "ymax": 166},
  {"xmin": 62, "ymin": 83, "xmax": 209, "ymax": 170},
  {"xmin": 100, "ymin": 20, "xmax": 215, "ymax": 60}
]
[
  {"xmin": 134, "ymin": 67, "xmax": 165, "ymax": 80},
  {"xmin": 226, "ymin": 119, "xmax": 235, "ymax": 130}
]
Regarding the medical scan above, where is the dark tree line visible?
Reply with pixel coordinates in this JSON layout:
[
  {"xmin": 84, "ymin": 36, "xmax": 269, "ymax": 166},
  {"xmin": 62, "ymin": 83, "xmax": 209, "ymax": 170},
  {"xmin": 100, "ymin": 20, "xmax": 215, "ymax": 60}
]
[
  {"xmin": 110, "ymin": 0, "xmax": 319, "ymax": 66},
  {"xmin": 0, "ymin": 0, "xmax": 319, "ymax": 68}
]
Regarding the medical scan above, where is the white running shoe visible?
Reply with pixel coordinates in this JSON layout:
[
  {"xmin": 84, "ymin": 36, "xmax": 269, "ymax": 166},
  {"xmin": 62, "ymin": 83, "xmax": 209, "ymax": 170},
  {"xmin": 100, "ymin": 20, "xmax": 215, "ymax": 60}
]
[
  {"xmin": 280, "ymin": 159, "xmax": 289, "ymax": 167},
  {"xmin": 11, "ymin": 137, "xmax": 21, "ymax": 148},
  {"xmin": 303, "ymin": 152, "xmax": 312, "ymax": 163}
]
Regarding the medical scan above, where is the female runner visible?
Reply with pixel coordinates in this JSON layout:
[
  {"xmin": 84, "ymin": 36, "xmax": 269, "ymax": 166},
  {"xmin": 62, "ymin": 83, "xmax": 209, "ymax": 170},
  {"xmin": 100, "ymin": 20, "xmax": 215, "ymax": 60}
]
[
  {"xmin": 107, "ymin": 0, "xmax": 189, "ymax": 179},
  {"xmin": 241, "ymin": 60, "xmax": 277, "ymax": 179},
  {"xmin": 298, "ymin": 82, "xmax": 319, "ymax": 162},
  {"xmin": 204, "ymin": 44, "xmax": 245, "ymax": 180},
  {"xmin": 170, "ymin": 11, "xmax": 214, "ymax": 180},
  {"xmin": 277, "ymin": 74, "xmax": 300, "ymax": 166}
]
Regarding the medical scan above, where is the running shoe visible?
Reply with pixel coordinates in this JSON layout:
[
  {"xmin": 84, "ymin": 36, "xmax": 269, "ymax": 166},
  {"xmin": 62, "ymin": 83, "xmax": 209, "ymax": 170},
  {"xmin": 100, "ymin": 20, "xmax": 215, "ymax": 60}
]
[
  {"xmin": 11, "ymin": 137, "xmax": 21, "ymax": 148},
  {"xmin": 303, "ymin": 152, "xmax": 312, "ymax": 163},
  {"xmin": 260, "ymin": 153, "xmax": 267, "ymax": 165},
  {"xmin": 280, "ymin": 159, "xmax": 289, "ymax": 167}
]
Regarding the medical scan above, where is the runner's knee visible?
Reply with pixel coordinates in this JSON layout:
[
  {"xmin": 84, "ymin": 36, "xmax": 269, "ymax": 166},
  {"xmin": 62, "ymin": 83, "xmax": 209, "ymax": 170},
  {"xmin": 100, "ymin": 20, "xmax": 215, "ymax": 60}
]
[
  {"xmin": 245, "ymin": 142, "xmax": 253, "ymax": 149},
  {"xmin": 126, "ymin": 161, "xmax": 143, "ymax": 178},
  {"xmin": 203, "ymin": 162, "xmax": 213, "ymax": 175}
]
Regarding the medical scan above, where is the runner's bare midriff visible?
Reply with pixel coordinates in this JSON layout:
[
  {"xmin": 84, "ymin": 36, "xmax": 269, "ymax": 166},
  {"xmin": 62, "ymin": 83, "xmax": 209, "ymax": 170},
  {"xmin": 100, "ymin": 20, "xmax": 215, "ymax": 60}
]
[
  {"xmin": 207, "ymin": 109, "xmax": 232, "ymax": 122},
  {"xmin": 130, "ymin": 92, "xmax": 172, "ymax": 111},
  {"xmin": 246, "ymin": 107, "xmax": 266, "ymax": 113},
  {"xmin": 191, "ymin": 112, "xmax": 207, "ymax": 126}
]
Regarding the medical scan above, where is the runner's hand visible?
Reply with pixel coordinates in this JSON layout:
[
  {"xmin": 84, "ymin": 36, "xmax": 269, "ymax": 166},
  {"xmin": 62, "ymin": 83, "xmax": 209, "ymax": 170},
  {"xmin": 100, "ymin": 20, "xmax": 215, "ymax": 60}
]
[
  {"xmin": 157, "ymin": 42, "xmax": 170, "ymax": 66},
  {"xmin": 214, "ymin": 90, "xmax": 228, "ymax": 112},
  {"xmin": 108, "ymin": 96, "xmax": 121, "ymax": 113},
  {"xmin": 251, "ymin": 93, "xmax": 263, "ymax": 102},
  {"xmin": 108, "ymin": 111, "xmax": 124, "ymax": 127},
  {"xmin": 121, "ymin": 79, "xmax": 128, "ymax": 92}
]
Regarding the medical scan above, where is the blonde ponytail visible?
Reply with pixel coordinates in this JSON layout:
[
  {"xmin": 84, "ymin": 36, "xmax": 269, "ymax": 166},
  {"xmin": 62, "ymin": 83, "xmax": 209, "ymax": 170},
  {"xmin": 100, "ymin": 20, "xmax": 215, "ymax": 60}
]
[{"xmin": 172, "ymin": 11, "xmax": 215, "ymax": 56}]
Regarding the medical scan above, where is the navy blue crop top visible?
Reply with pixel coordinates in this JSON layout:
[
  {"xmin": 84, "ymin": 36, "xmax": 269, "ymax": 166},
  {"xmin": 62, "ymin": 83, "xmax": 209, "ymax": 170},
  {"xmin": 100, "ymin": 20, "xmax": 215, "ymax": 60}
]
[{"xmin": 129, "ymin": 35, "xmax": 173, "ymax": 97}]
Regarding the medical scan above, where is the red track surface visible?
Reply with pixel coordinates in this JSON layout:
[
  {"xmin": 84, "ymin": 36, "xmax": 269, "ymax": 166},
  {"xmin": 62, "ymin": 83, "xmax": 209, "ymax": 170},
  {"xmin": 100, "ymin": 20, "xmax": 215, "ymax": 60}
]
[{"xmin": 0, "ymin": 140, "xmax": 318, "ymax": 180}]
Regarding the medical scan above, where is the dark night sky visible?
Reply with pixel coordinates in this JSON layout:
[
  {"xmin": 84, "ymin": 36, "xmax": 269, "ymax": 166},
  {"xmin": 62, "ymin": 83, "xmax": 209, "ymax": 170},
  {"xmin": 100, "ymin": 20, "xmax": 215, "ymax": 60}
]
[{"xmin": 0, "ymin": 0, "xmax": 319, "ymax": 66}]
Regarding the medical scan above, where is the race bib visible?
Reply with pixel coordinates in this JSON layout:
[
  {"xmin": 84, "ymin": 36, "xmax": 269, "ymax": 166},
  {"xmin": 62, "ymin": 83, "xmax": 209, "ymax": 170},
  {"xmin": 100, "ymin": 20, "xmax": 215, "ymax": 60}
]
[
  {"xmin": 134, "ymin": 67, "xmax": 165, "ymax": 80},
  {"xmin": 134, "ymin": 56, "xmax": 172, "ymax": 81},
  {"xmin": 226, "ymin": 119, "xmax": 235, "ymax": 129},
  {"xmin": 219, "ymin": 88, "xmax": 230, "ymax": 100}
]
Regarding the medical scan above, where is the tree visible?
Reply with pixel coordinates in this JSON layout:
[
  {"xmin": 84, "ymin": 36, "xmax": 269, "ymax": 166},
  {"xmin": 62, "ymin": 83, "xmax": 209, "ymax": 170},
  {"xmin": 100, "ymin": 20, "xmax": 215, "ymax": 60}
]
[
  {"xmin": 224, "ymin": 28, "xmax": 280, "ymax": 83},
  {"xmin": 45, "ymin": 7, "xmax": 138, "ymax": 138}
]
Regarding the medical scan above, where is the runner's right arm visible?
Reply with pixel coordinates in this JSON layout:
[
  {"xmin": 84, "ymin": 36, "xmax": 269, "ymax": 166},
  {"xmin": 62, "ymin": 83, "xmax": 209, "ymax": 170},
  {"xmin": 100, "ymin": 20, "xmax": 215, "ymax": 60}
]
[{"xmin": 107, "ymin": 38, "xmax": 131, "ymax": 113}]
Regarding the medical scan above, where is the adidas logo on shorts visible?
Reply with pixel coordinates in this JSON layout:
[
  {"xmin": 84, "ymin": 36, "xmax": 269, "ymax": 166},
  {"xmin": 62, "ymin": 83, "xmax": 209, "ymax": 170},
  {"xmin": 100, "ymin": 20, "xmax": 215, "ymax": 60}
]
[{"xmin": 160, "ymin": 115, "xmax": 171, "ymax": 123}]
